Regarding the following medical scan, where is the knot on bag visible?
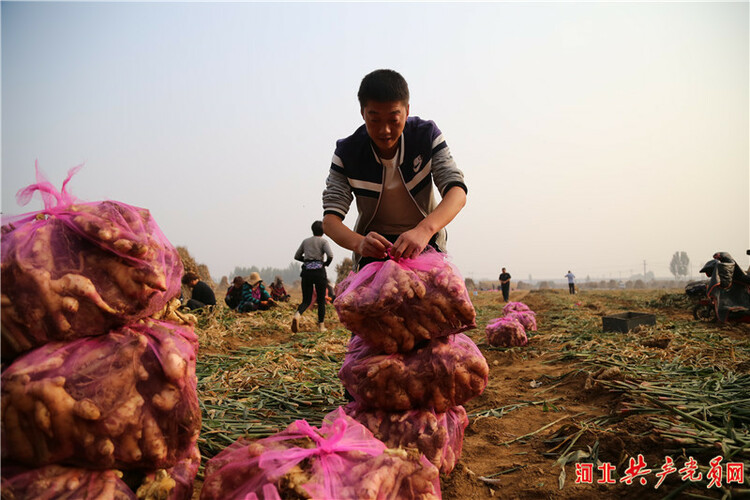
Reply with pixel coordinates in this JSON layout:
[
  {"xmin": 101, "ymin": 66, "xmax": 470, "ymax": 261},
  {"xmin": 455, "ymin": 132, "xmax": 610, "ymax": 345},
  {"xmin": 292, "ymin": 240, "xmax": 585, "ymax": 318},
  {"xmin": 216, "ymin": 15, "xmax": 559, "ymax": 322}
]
[
  {"xmin": 17, "ymin": 161, "xmax": 83, "ymax": 212},
  {"xmin": 3, "ymin": 162, "xmax": 84, "ymax": 229},
  {"xmin": 257, "ymin": 409, "xmax": 386, "ymax": 498}
]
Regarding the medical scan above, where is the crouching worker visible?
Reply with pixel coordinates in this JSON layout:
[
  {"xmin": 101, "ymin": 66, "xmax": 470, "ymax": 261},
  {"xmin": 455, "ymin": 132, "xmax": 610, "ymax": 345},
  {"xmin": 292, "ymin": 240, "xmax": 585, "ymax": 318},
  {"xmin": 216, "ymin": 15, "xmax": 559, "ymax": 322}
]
[
  {"xmin": 292, "ymin": 220, "xmax": 334, "ymax": 333},
  {"xmin": 269, "ymin": 276, "xmax": 291, "ymax": 302},
  {"xmin": 182, "ymin": 272, "xmax": 217, "ymax": 312},
  {"xmin": 225, "ymin": 276, "xmax": 250, "ymax": 310},
  {"xmin": 238, "ymin": 272, "xmax": 276, "ymax": 312}
]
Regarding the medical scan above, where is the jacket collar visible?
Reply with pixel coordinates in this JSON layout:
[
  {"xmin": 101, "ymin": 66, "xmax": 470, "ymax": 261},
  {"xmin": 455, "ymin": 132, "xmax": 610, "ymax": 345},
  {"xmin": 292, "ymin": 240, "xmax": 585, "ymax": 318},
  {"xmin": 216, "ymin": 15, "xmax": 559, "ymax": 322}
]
[{"xmin": 370, "ymin": 133, "xmax": 405, "ymax": 167}]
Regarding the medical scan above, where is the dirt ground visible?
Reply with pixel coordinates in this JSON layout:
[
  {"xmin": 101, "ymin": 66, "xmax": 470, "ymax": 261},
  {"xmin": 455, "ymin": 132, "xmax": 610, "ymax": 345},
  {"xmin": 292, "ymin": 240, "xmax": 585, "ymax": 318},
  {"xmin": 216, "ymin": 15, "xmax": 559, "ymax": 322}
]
[
  {"xmin": 443, "ymin": 290, "xmax": 651, "ymax": 500},
  {"xmin": 192, "ymin": 287, "xmax": 749, "ymax": 499},
  {"xmin": 441, "ymin": 289, "xmax": 748, "ymax": 500}
]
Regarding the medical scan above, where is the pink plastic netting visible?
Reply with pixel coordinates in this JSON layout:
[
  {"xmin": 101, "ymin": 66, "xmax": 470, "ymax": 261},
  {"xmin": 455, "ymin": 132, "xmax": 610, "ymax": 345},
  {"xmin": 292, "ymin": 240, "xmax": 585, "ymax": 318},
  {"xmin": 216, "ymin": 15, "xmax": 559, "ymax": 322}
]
[
  {"xmin": 339, "ymin": 334, "xmax": 488, "ymax": 412},
  {"xmin": 486, "ymin": 317, "xmax": 528, "ymax": 347},
  {"xmin": 333, "ymin": 249, "xmax": 476, "ymax": 353},
  {"xmin": 0, "ymin": 464, "xmax": 136, "ymax": 500},
  {"xmin": 137, "ymin": 442, "xmax": 201, "ymax": 500},
  {"xmin": 200, "ymin": 408, "xmax": 441, "ymax": 500},
  {"xmin": 502, "ymin": 301, "xmax": 530, "ymax": 314},
  {"xmin": 505, "ymin": 310, "xmax": 537, "ymax": 331},
  {"xmin": 1, "ymin": 164, "xmax": 183, "ymax": 358},
  {"xmin": 1, "ymin": 320, "xmax": 200, "ymax": 470},
  {"xmin": 341, "ymin": 403, "xmax": 468, "ymax": 474}
]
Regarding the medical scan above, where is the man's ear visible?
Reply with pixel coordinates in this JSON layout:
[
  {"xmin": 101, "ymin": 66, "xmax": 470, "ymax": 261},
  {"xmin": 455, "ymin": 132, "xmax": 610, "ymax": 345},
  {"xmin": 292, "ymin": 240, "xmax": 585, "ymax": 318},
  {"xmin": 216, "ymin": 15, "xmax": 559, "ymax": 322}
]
[{"xmin": 405, "ymin": 104, "xmax": 410, "ymax": 118}]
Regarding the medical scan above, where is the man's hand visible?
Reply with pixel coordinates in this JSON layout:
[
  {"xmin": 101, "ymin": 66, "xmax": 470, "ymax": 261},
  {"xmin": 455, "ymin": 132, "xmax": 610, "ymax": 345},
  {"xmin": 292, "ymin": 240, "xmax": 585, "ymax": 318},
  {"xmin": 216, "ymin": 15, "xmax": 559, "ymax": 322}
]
[
  {"xmin": 356, "ymin": 232, "xmax": 392, "ymax": 259},
  {"xmin": 391, "ymin": 225, "xmax": 433, "ymax": 260}
]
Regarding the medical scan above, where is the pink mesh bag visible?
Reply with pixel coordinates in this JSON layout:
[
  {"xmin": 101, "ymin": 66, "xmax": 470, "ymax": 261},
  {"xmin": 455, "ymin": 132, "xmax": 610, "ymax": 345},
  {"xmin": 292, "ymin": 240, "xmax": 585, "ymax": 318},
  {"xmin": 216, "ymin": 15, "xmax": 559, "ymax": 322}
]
[
  {"xmin": 137, "ymin": 442, "xmax": 201, "ymax": 500},
  {"xmin": 1, "ymin": 164, "xmax": 183, "ymax": 358},
  {"xmin": 333, "ymin": 249, "xmax": 476, "ymax": 354},
  {"xmin": 486, "ymin": 317, "xmax": 528, "ymax": 347},
  {"xmin": 200, "ymin": 407, "xmax": 441, "ymax": 500},
  {"xmin": 0, "ymin": 464, "xmax": 136, "ymax": 500},
  {"xmin": 1, "ymin": 319, "xmax": 200, "ymax": 470},
  {"xmin": 505, "ymin": 310, "xmax": 537, "ymax": 331},
  {"xmin": 502, "ymin": 301, "xmax": 530, "ymax": 314},
  {"xmin": 339, "ymin": 334, "xmax": 489, "ymax": 413},
  {"xmin": 341, "ymin": 403, "xmax": 469, "ymax": 474}
]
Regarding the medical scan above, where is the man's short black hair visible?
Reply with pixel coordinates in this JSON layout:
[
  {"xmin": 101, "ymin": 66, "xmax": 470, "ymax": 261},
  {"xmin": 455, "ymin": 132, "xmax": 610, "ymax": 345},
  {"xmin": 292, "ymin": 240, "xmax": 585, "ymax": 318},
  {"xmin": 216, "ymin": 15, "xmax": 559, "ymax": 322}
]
[
  {"xmin": 182, "ymin": 272, "xmax": 199, "ymax": 285},
  {"xmin": 311, "ymin": 220, "xmax": 324, "ymax": 236},
  {"xmin": 357, "ymin": 69, "xmax": 410, "ymax": 109}
]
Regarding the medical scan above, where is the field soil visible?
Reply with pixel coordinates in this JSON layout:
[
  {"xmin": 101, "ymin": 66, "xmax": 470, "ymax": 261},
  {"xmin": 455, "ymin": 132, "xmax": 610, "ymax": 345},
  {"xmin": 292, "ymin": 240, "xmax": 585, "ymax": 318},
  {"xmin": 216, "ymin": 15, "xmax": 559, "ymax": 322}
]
[{"xmin": 192, "ymin": 287, "xmax": 749, "ymax": 499}]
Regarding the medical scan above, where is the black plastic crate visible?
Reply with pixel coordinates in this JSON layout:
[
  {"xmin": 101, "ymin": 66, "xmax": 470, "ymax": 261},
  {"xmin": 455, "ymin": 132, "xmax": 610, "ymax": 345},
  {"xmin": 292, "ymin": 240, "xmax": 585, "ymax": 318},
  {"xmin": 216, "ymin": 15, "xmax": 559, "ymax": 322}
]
[{"xmin": 602, "ymin": 312, "xmax": 656, "ymax": 333}]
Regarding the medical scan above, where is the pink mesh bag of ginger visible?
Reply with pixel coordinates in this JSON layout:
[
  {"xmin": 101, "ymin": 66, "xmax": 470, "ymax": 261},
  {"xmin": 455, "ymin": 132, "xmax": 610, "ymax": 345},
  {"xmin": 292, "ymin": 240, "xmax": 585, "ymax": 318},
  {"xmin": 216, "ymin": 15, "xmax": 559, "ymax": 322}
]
[
  {"xmin": 506, "ymin": 310, "xmax": 537, "ymax": 331},
  {"xmin": 0, "ymin": 464, "xmax": 136, "ymax": 500},
  {"xmin": 1, "ymin": 164, "xmax": 183, "ymax": 358},
  {"xmin": 333, "ymin": 248, "xmax": 476, "ymax": 354},
  {"xmin": 486, "ymin": 317, "xmax": 528, "ymax": 347},
  {"xmin": 339, "ymin": 333, "xmax": 488, "ymax": 413},
  {"xmin": 136, "ymin": 442, "xmax": 201, "ymax": 500},
  {"xmin": 200, "ymin": 407, "xmax": 441, "ymax": 500},
  {"xmin": 1, "ymin": 319, "xmax": 200, "ymax": 470},
  {"xmin": 341, "ymin": 403, "xmax": 469, "ymax": 474},
  {"xmin": 502, "ymin": 301, "xmax": 530, "ymax": 314}
]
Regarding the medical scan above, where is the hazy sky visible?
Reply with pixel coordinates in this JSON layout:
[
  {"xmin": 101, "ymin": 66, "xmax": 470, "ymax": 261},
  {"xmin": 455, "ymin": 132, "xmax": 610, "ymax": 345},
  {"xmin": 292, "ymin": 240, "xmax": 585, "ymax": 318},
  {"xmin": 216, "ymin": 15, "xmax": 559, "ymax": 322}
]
[{"xmin": 3, "ymin": 1, "xmax": 748, "ymax": 282}]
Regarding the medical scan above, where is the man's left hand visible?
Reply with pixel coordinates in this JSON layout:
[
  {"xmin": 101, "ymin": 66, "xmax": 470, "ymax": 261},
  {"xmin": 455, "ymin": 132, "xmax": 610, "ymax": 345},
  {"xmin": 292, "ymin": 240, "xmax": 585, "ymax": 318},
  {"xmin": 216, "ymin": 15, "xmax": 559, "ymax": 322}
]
[{"xmin": 391, "ymin": 226, "xmax": 433, "ymax": 260}]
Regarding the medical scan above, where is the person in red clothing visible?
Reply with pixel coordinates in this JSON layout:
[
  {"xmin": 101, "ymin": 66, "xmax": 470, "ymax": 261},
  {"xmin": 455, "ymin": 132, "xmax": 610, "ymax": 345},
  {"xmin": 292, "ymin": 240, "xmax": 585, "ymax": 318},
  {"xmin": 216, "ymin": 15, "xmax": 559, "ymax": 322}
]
[{"xmin": 269, "ymin": 276, "xmax": 290, "ymax": 302}]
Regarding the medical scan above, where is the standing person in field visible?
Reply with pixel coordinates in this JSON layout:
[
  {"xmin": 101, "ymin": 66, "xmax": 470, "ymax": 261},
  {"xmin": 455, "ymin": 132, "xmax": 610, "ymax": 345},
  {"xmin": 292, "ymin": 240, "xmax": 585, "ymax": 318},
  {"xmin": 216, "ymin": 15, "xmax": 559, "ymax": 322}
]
[
  {"xmin": 322, "ymin": 69, "xmax": 467, "ymax": 270},
  {"xmin": 499, "ymin": 267, "xmax": 511, "ymax": 302},
  {"xmin": 291, "ymin": 220, "xmax": 334, "ymax": 333},
  {"xmin": 565, "ymin": 270, "xmax": 576, "ymax": 294}
]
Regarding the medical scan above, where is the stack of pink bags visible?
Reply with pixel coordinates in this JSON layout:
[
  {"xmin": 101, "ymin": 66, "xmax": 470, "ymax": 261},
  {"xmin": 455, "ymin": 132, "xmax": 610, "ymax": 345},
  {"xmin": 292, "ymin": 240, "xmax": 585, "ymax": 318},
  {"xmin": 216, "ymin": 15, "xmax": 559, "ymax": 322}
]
[{"xmin": 485, "ymin": 301, "xmax": 538, "ymax": 347}]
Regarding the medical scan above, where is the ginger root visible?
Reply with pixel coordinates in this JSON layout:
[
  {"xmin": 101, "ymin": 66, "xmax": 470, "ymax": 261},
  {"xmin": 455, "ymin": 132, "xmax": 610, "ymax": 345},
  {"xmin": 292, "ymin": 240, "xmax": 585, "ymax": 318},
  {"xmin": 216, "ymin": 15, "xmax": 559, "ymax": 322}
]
[
  {"xmin": 2, "ymin": 325, "xmax": 200, "ymax": 470},
  {"xmin": 340, "ymin": 334, "xmax": 488, "ymax": 412},
  {"xmin": 334, "ymin": 257, "xmax": 476, "ymax": 353}
]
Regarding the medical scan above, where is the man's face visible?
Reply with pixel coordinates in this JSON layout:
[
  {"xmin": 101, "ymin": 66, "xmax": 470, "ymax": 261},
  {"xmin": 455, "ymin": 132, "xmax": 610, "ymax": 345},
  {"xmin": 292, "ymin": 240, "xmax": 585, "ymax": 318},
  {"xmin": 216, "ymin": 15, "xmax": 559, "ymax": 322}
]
[{"xmin": 361, "ymin": 100, "xmax": 409, "ymax": 159}]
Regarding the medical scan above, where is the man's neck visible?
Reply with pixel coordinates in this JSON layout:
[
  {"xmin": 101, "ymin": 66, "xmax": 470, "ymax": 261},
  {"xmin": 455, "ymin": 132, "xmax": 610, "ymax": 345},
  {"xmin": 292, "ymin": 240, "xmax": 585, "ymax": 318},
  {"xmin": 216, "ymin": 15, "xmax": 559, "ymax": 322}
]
[{"xmin": 378, "ymin": 142, "xmax": 399, "ymax": 161}]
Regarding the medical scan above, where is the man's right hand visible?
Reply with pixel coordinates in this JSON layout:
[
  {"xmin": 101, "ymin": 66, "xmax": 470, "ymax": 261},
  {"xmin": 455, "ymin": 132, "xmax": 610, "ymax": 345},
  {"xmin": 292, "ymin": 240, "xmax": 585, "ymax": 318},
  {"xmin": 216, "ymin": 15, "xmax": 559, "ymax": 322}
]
[{"xmin": 357, "ymin": 232, "xmax": 392, "ymax": 259}]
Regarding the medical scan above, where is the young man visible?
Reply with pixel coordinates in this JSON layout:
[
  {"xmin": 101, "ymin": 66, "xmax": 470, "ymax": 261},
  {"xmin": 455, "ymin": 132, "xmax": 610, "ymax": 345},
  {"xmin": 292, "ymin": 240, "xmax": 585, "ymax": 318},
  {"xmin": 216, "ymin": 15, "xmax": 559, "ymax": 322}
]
[{"xmin": 322, "ymin": 69, "xmax": 467, "ymax": 269}]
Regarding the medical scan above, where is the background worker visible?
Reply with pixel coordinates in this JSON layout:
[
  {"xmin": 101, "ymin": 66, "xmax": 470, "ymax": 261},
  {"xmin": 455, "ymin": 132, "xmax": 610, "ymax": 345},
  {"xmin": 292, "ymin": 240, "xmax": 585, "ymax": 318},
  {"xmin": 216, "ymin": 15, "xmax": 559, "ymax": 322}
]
[
  {"xmin": 499, "ymin": 267, "xmax": 511, "ymax": 302},
  {"xmin": 238, "ymin": 272, "xmax": 275, "ymax": 312},
  {"xmin": 321, "ymin": 69, "xmax": 467, "ymax": 271},
  {"xmin": 269, "ymin": 276, "xmax": 291, "ymax": 302},
  {"xmin": 182, "ymin": 271, "xmax": 216, "ymax": 311},
  {"xmin": 225, "ymin": 276, "xmax": 249, "ymax": 310},
  {"xmin": 565, "ymin": 270, "xmax": 576, "ymax": 294},
  {"xmin": 292, "ymin": 220, "xmax": 334, "ymax": 333}
]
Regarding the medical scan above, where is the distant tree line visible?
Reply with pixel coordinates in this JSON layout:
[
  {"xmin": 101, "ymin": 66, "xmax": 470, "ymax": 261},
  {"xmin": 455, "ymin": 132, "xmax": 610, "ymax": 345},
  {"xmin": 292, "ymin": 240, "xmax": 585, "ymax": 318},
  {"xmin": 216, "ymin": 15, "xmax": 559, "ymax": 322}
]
[{"xmin": 229, "ymin": 262, "xmax": 302, "ymax": 286}]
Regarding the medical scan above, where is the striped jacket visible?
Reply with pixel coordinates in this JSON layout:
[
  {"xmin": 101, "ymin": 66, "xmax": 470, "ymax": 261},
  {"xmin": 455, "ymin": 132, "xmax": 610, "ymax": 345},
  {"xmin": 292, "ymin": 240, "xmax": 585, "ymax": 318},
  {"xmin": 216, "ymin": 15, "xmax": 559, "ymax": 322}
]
[{"xmin": 322, "ymin": 116, "xmax": 467, "ymax": 256}]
